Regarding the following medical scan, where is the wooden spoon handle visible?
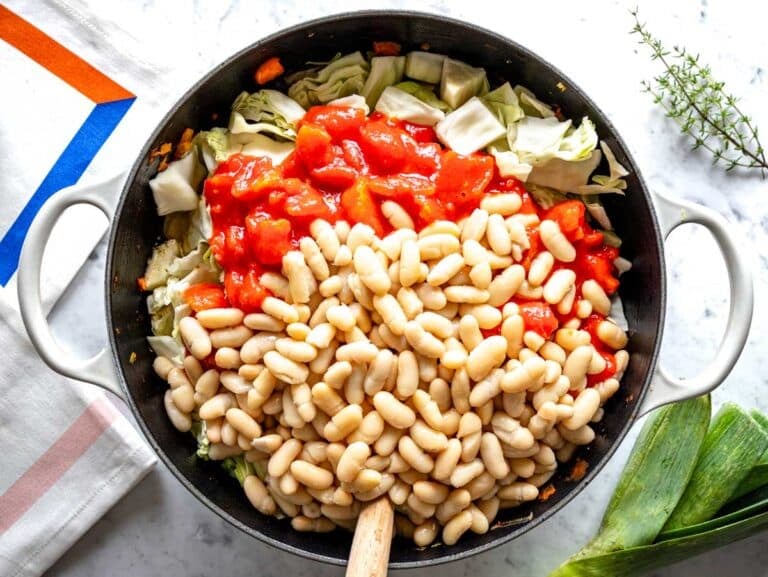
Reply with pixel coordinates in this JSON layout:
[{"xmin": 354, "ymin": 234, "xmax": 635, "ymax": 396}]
[{"xmin": 345, "ymin": 497, "xmax": 394, "ymax": 577}]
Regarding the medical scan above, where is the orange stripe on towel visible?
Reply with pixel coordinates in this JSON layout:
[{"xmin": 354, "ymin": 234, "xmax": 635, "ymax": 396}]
[{"xmin": 0, "ymin": 5, "xmax": 133, "ymax": 103}]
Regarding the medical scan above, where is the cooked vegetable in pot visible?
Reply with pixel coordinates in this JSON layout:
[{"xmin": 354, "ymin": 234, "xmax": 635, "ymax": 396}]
[{"xmin": 141, "ymin": 45, "xmax": 631, "ymax": 546}]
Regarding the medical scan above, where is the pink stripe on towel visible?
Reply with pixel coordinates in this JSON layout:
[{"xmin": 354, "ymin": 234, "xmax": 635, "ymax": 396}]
[{"xmin": 0, "ymin": 396, "xmax": 119, "ymax": 533}]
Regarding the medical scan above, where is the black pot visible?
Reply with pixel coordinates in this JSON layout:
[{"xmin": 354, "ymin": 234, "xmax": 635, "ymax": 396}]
[{"xmin": 18, "ymin": 10, "xmax": 752, "ymax": 569}]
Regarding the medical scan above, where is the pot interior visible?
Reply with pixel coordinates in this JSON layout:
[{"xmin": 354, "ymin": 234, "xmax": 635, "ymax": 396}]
[{"xmin": 107, "ymin": 11, "xmax": 664, "ymax": 568}]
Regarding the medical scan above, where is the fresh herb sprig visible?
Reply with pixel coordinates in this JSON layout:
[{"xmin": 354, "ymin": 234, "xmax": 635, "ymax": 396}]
[{"xmin": 631, "ymin": 9, "xmax": 767, "ymax": 176}]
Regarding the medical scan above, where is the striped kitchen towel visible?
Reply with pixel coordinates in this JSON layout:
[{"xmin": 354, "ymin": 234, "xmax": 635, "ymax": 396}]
[{"xmin": 0, "ymin": 3, "xmax": 175, "ymax": 576}]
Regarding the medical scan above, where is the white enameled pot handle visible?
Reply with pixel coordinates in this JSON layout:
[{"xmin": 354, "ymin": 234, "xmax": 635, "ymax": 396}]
[
  {"xmin": 17, "ymin": 174, "xmax": 126, "ymax": 399},
  {"xmin": 637, "ymin": 193, "xmax": 753, "ymax": 415}
]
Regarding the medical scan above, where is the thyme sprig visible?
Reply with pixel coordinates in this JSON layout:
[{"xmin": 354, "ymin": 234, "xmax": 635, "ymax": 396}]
[{"xmin": 631, "ymin": 9, "xmax": 767, "ymax": 176}]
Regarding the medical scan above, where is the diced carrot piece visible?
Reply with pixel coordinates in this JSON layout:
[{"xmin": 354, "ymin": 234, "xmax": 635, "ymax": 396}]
[
  {"xmin": 255, "ymin": 57, "xmax": 285, "ymax": 84},
  {"xmin": 373, "ymin": 41, "xmax": 401, "ymax": 56}
]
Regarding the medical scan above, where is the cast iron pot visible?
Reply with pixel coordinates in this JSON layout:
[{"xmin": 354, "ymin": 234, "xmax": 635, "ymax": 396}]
[{"xmin": 18, "ymin": 11, "xmax": 753, "ymax": 568}]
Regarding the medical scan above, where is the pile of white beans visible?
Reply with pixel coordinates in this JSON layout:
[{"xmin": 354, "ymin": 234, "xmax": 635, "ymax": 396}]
[{"xmin": 153, "ymin": 191, "xmax": 629, "ymax": 546}]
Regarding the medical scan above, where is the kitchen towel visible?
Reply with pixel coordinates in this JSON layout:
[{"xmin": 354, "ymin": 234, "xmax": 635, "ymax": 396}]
[{"xmin": 0, "ymin": 2, "xmax": 186, "ymax": 575}]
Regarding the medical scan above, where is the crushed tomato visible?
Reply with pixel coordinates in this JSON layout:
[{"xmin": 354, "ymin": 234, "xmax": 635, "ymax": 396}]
[{"xmin": 201, "ymin": 106, "xmax": 620, "ymax": 318}]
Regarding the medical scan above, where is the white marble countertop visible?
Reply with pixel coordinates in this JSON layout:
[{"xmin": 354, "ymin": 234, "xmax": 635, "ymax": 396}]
[{"xmin": 43, "ymin": 0, "xmax": 768, "ymax": 575}]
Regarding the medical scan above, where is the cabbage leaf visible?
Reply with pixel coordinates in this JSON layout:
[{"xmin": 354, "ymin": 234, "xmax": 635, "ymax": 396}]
[
  {"xmin": 287, "ymin": 51, "xmax": 370, "ymax": 109},
  {"xmin": 375, "ymin": 86, "xmax": 445, "ymax": 126}
]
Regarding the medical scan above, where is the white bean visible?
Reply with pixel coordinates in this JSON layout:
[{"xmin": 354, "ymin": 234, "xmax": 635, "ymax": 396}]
[
  {"xmin": 481, "ymin": 193, "xmax": 522, "ymax": 216},
  {"xmin": 466, "ymin": 336, "xmax": 507, "ymax": 381},
  {"xmin": 487, "ymin": 264, "xmax": 526, "ymax": 306},
  {"xmin": 540, "ymin": 220, "xmax": 576, "ymax": 262},
  {"xmin": 196, "ymin": 308, "xmax": 244, "ymax": 329},
  {"xmin": 179, "ymin": 317, "xmax": 211, "ymax": 360}
]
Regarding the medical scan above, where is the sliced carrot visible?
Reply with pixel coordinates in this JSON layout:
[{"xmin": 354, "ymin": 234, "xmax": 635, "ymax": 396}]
[
  {"xmin": 255, "ymin": 57, "xmax": 285, "ymax": 85},
  {"xmin": 539, "ymin": 485, "xmax": 556, "ymax": 501},
  {"xmin": 373, "ymin": 41, "xmax": 401, "ymax": 56},
  {"xmin": 174, "ymin": 128, "xmax": 195, "ymax": 159},
  {"xmin": 137, "ymin": 277, "xmax": 147, "ymax": 291}
]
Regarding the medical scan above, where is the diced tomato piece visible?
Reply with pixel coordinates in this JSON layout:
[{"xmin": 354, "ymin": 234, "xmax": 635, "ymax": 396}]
[
  {"xmin": 280, "ymin": 151, "xmax": 308, "ymax": 179},
  {"xmin": 310, "ymin": 160, "xmax": 358, "ymax": 190},
  {"xmin": 211, "ymin": 225, "xmax": 247, "ymax": 268},
  {"xmin": 302, "ymin": 105, "xmax": 366, "ymax": 141},
  {"xmin": 183, "ymin": 283, "xmax": 228, "ymax": 312},
  {"xmin": 435, "ymin": 151, "xmax": 494, "ymax": 206},
  {"xmin": 587, "ymin": 351, "xmax": 617, "ymax": 386},
  {"xmin": 402, "ymin": 122, "xmax": 437, "ymax": 144},
  {"xmin": 341, "ymin": 140, "xmax": 367, "ymax": 172},
  {"xmin": 367, "ymin": 174, "xmax": 436, "ymax": 198},
  {"xmin": 373, "ymin": 41, "xmax": 401, "ymax": 56},
  {"xmin": 231, "ymin": 157, "xmax": 278, "ymax": 200},
  {"xmin": 545, "ymin": 200, "xmax": 587, "ymax": 242},
  {"xmin": 581, "ymin": 231, "xmax": 604, "ymax": 249},
  {"xmin": 520, "ymin": 229, "xmax": 542, "ymax": 271},
  {"xmin": 341, "ymin": 179, "xmax": 387, "ymax": 236},
  {"xmin": 414, "ymin": 194, "xmax": 448, "ymax": 227},
  {"xmin": 406, "ymin": 142, "xmax": 441, "ymax": 176},
  {"xmin": 224, "ymin": 268, "xmax": 270, "ymax": 313},
  {"xmin": 246, "ymin": 214, "xmax": 292, "ymax": 265},
  {"xmin": 489, "ymin": 175, "xmax": 526, "ymax": 195},
  {"xmin": 296, "ymin": 124, "xmax": 334, "ymax": 168},
  {"xmin": 358, "ymin": 121, "xmax": 408, "ymax": 173},
  {"xmin": 269, "ymin": 179, "xmax": 333, "ymax": 222},
  {"xmin": 577, "ymin": 246, "xmax": 620, "ymax": 295},
  {"xmin": 518, "ymin": 302, "xmax": 559, "ymax": 339},
  {"xmin": 517, "ymin": 191, "xmax": 539, "ymax": 215}
]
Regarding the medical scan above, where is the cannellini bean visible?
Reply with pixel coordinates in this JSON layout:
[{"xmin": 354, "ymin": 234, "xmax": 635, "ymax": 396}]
[
  {"xmin": 364, "ymin": 349, "xmax": 395, "ymax": 395},
  {"xmin": 291, "ymin": 516, "xmax": 335, "ymax": 532},
  {"xmin": 418, "ymin": 234, "xmax": 460, "ymax": 260},
  {"xmin": 419, "ymin": 220, "xmax": 460, "ymax": 238},
  {"xmin": 450, "ymin": 459, "xmax": 485, "ymax": 488},
  {"xmin": 481, "ymin": 193, "xmax": 522, "ymax": 216},
  {"xmin": 436, "ymin": 488, "xmax": 471, "ymax": 523},
  {"xmin": 275, "ymin": 338, "xmax": 317, "ymax": 363},
  {"xmin": 443, "ymin": 510, "xmax": 472, "ymax": 545},
  {"xmin": 498, "ymin": 482, "xmax": 538, "ymax": 502},
  {"xmin": 336, "ymin": 341, "xmax": 378, "ymax": 364},
  {"xmin": 262, "ymin": 296, "xmax": 300, "ymax": 324},
  {"xmin": 540, "ymin": 219, "xmax": 576, "ymax": 262},
  {"xmin": 310, "ymin": 220, "xmax": 339, "ymax": 261},
  {"xmin": 348, "ymin": 411, "xmax": 385, "ymax": 445},
  {"xmin": 461, "ymin": 209, "xmax": 489, "ymax": 242},
  {"xmin": 444, "ymin": 285, "xmax": 489, "ymax": 304},
  {"xmin": 399, "ymin": 239, "xmax": 422, "ymax": 288},
  {"xmin": 469, "ymin": 262, "xmax": 492, "ymax": 289},
  {"xmin": 466, "ymin": 335, "xmax": 507, "ymax": 381},
  {"xmin": 543, "ymin": 269, "xmax": 576, "ymax": 305},
  {"xmin": 179, "ymin": 317, "xmax": 211, "ymax": 360},
  {"xmin": 398, "ymin": 436, "xmax": 434, "ymax": 473},
  {"xmin": 244, "ymin": 475, "xmax": 276, "ymax": 515},
  {"xmin": 263, "ymin": 351, "xmax": 308, "ymax": 385},
  {"xmin": 558, "ymin": 423, "xmax": 595, "ymax": 445},
  {"xmin": 374, "ymin": 391, "xmax": 416, "ymax": 429},
  {"xmin": 527, "ymin": 251, "xmax": 554, "ymax": 287},
  {"xmin": 432, "ymin": 439, "xmax": 462, "ymax": 482},
  {"xmin": 152, "ymin": 356, "xmax": 175, "ymax": 380},
  {"xmin": 311, "ymin": 383, "xmax": 345, "ymax": 416},
  {"xmin": 326, "ymin": 304, "xmax": 356, "ymax": 332},
  {"xmin": 412, "ymin": 390, "xmax": 444, "ymax": 430},
  {"xmin": 196, "ymin": 307, "xmax": 244, "ymax": 330},
  {"xmin": 458, "ymin": 315, "xmax": 483, "ymax": 352},
  {"xmin": 555, "ymin": 328, "xmax": 591, "ymax": 351},
  {"xmin": 501, "ymin": 355, "xmax": 547, "ymax": 393},
  {"xmin": 214, "ymin": 347, "xmax": 241, "ymax": 370},
  {"xmin": 323, "ymin": 361, "xmax": 352, "ymax": 389},
  {"xmin": 164, "ymin": 390, "xmax": 192, "ymax": 431},
  {"xmin": 486, "ymin": 214, "xmax": 512, "ymax": 256},
  {"xmin": 414, "ymin": 519, "xmax": 439, "ymax": 547},
  {"xmin": 403, "ymin": 321, "xmax": 445, "ymax": 359},
  {"xmin": 563, "ymin": 345, "xmax": 594, "ymax": 391},
  {"xmin": 382, "ymin": 200, "xmax": 415, "ymax": 229},
  {"xmin": 226, "ymin": 408, "xmax": 262, "ymax": 440},
  {"xmin": 299, "ymin": 237, "xmax": 330, "ymax": 281},
  {"xmin": 492, "ymin": 413, "xmax": 535, "ymax": 450},
  {"xmin": 410, "ymin": 419, "xmax": 448, "ymax": 452},
  {"xmin": 251, "ymin": 434, "xmax": 282, "ymax": 454},
  {"xmin": 199, "ymin": 393, "xmax": 235, "ymax": 420},
  {"xmin": 487, "ymin": 264, "xmax": 525, "ymax": 306},
  {"xmin": 268, "ymin": 438, "xmax": 302, "ymax": 477},
  {"xmin": 595, "ymin": 378, "xmax": 620, "ymax": 403},
  {"xmin": 480, "ymin": 432, "xmax": 510, "ymax": 479},
  {"xmin": 371, "ymin": 294, "xmax": 407, "ymax": 336},
  {"xmin": 304, "ymin": 323, "xmax": 336, "ymax": 350},
  {"xmin": 413, "ymin": 480, "xmax": 450, "ymax": 505},
  {"xmin": 427, "ymin": 253, "xmax": 465, "ymax": 286},
  {"xmin": 597, "ymin": 320, "xmax": 629, "ymax": 349},
  {"xmin": 324, "ymin": 404, "xmax": 363, "ymax": 442},
  {"xmin": 415, "ymin": 312, "xmax": 454, "ymax": 339},
  {"xmin": 563, "ymin": 388, "xmax": 601, "ymax": 430},
  {"xmin": 395, "ymin": 287, "xmax": 423, "ymax": 319},
  {"xmin": 247, "ymin": 370, "xmax": 276, "ymax": 411},
  {"xmin": 353, "ymin": 246, "xmax": 391, "ymax": 296},
  {"xmin": 393, "ymin": 350, "xmax": 418, "ymax": 399},
  {"xmin": 283, "ymin": 251, "xmax": 316, "ymax": 304},
  {"xmin": 582, "ymin": 279, "xmax": 611, "ymax": 315}
]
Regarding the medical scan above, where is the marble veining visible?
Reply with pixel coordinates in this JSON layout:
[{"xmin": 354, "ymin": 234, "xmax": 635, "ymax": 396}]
[{"xmin": 45, "ymin": 0, "xmax": 768, "ymax": 575}]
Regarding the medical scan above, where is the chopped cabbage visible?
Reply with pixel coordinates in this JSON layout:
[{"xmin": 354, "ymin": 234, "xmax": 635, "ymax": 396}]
[
  {"xmin": 147, "ymin": 336, "xmax": 185, "ymax": 365},
  {"xmin": 328, "ymin": 94, "xmax": 370, "ymax": 114},
  {"xmin": 514, "ymin": 85, "xmax": 556, "ymax": 118},
  {"xmin": 436, "ymin": 97, "xmax": 506, "ymax": 155},
  {"xmin": 288, "ymin": 51, "xmax": 370, "ymax": 108},
  {"xmin": 483, "ymin": 82, "xmax": 524, "ymax": 126},
  {"xmin": 240, "ymin": 132, "xmax": 295, "ymax": 165},
  {"xmin": 394, "ymin": 81, "xmax": 451, "ymax": 112},
  {"xmin": 229, "ymin": 89, "xmax": 305, "ymax": 141},
  {"xmin": 184, "ymin": 197, "xmax": 213, "ymax": 253},
  {"xmin": 509, "ymin": 116, "xmax": 598, "ymax": 166},
  {"xmin": 149, "ymin": 152, "xmax": 202, "ymax": 216},
  {"xmin": 361, "ymin": 56, "xmax": 405, "ymax": 108},
  {"xmin": 374, "ymin": 86, "xmax": 445, "ymax": 126},
  {"xmin": 143, "ymin": 239, "xmax": 180, "ymax": 290},
  {"xmin": 440, "ymin": 59, "xmax": 487, "ymax": 109},
  {"xmin": 405, "ymin": 51, "xmax": 446, "ymax": 84},
  {"xmin": 577, "ymin": 141, "xmax": 630, "ymax": 195},
  {"xmin": 527, "ymin": 150, "xmax": 602, "ymax": 192},
  {"xmin": 488, "ymin": 145, "xmax": 534, "ymax": 181}
]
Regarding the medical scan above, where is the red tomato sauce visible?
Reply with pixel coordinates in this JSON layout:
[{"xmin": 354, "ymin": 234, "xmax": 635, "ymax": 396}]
[{"xmin": 201, "ymin": 105, "xmax": 621, "ymax": 385}]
